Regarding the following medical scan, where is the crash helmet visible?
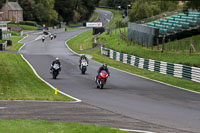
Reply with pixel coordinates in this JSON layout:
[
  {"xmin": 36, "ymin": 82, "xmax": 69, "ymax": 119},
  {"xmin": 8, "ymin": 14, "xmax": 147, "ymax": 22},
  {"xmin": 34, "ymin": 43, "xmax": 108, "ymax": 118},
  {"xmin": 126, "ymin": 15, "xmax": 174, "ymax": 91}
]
[
  {"xmin": 56, "ymin": 57, "xmax": 59, "ymax": 61},
  {"xmin": 81, "ymin": 54, "xmax": 86, "ymax": 58},
  {"xmin": 102, "ymin": 63, "xmax": 107, "ymax": 69}
]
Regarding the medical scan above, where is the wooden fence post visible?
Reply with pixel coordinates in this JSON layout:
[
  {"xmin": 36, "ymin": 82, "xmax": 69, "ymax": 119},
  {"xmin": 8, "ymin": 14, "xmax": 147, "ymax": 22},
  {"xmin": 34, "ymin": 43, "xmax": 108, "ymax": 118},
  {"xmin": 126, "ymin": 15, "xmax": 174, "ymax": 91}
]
[
  {"xmin": 142, "ymin": 38, "xmax": 144, "ymax": 47},
  {"xmin": 157, "ymin": 38, "xmax": 159, "ymax": 50},
  {"xmin": 176, "ymin": 40, "xmax": 178, "ymax": 52},
  {"xmin": 182, "ymin": 39, "xmax": 185, "ymax": 52},
  {"xmin": 168, "ymin": 38, "xmax": 170, "ymax": 51},
  {"xmin": 162, "ymin": 38, "xmax": 164, "ymax": 53},
  {"xmin": 190, "ymin": 39, "xmax": 196, "ymax": 53},
  {"xmin": 199, "ymin": 40, "xmax": 200, "ymax": 52},
  {"xmin": 130, "ymin": 39, "xmax": 132, "ymax": 45}
]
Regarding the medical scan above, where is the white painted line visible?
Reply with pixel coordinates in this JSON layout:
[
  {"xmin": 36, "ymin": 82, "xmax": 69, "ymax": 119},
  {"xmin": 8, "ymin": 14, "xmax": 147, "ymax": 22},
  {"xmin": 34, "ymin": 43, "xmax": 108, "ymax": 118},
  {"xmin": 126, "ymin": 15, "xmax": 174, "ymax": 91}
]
[
  {"xmin": 0, "ymin": 107, "xmax": 7, "ymax": 109},
  {"xmin": 106, "ymin": 19, "xmax": 110, "ymax": 22},
  {"xmin": 119, "ymin": 128, "xmax": 156, "ymax": 133},
  {"xmin": 18, "ymin": 34, "xmax": 82, "ymax": 103},
  {"xmin": 65, "ymin": 32, "xmax": 200, "ymax": 95},
  {"xmin": 35, "ymin": 35, "xmax": 42, "ymax": 41},
  {"xmin": 0, "ymin": 100, "xmax": 77, "ymax": 103}
]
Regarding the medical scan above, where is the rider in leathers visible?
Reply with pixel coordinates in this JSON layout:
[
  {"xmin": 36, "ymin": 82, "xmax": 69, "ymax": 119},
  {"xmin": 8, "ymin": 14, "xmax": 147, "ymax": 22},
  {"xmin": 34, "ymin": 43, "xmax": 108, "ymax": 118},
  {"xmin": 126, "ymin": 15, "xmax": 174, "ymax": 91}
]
[
  {"xmin": 50, "ymin": 58, "xmax": 61, "ymax": 71},
  {"xmin": 79, "ymin": 54, "xmax": 88, "ymax": 68},
  {"xmin": 97, "ymin": 63, "xmax": 110, "ymax": 77}
]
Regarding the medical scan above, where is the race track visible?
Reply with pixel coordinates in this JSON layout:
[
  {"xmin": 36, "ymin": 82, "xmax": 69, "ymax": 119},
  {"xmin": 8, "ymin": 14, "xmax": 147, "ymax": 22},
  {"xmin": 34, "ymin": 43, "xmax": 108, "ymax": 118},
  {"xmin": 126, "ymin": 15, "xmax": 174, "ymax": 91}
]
[{"xmin": 1, "ymin": 9, "xmax": 200, "ymax": 133}]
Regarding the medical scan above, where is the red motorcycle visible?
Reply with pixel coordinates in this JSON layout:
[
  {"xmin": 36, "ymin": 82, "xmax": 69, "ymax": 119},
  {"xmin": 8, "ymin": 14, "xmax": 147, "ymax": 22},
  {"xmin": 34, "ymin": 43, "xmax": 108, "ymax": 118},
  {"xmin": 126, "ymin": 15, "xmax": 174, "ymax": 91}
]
[{"xmin": 96, "ymin": 70, "xmax": 109, "ymax": 89}]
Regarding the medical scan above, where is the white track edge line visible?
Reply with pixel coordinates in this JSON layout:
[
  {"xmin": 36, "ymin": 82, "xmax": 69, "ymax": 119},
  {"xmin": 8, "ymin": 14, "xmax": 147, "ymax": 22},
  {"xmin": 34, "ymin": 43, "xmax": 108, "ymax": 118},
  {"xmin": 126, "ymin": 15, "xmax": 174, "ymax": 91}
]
[
  {"xmin": 0, "ymin": 100, "xmax": 79, "ymax": 103},
  {"xmin": 119, "ymin": 128, "xmax": 156, "ymax": 133},
  {"xmin": 0, "ymin": 107, "xmax": 7, "ymax": 109},
  {"xmin": 65, "ymin": 31, "xmax": 200, "ymax": 96},
  {"xmin": 18, "ymin": 33, "xmax": 82, "ymax": 103}
]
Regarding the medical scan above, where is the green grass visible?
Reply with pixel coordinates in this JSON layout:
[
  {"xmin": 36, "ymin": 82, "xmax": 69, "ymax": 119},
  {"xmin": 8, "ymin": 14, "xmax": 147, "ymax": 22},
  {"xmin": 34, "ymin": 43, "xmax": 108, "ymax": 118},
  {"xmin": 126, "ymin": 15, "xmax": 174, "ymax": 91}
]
[
  {"xmin": 67, "ymin": 30, "xmax": 200, "ymax": 93},
  {"xmin": 90, "ymin": 11, "xmax": 99, "ymax": 22},
  {"xmin": 8, "ymin": 24, "xmax": 37, "ymax": 30},
  {"xmin": 5, "ymin": 35, "xmax": 26, "ymax": 51},
  {"xmin": 0, "ymin": 40, "xmax": 5, "ymax": 44},
  {"xmin": 67, "ymin": 30, "xmax": 93, "ymax": 51},
  {"xmin": 0, "ymin": 52, "xmax": 73, "ymax": 101},
  {"xmin": 0, "ymin": 36, "xmax": 73, "ymax": 101},
  {"xmin": 159, "ymin": 35, "xmax": 200, "ymax": 52},
  {"xmin": 3, "ymin": 31, "xmax": 20, "ymax": 36},
  {"xmin": 0, "ymin": 120, "xmax": 127, "ymax": 133},
  {"xmin": 97, "ymin": 8, "xmax": 123, "ymax": 27},
  {"xmin": 98, "ymin": 28, "xmax": 200, "ymax": 67}
]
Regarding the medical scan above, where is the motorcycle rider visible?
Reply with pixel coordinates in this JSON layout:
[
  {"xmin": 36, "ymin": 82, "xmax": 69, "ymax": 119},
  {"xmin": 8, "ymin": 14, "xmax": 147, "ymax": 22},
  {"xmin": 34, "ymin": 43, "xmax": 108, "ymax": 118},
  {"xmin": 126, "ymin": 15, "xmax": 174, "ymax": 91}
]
[
  {"xmin": 54, "ymin": 33, "xmax": 57, "ymax": 38},
  {"xmin": 50, "ymin": 57, "xmax": 61, "ymax": 72},
  {"xmin": 79, "ymin": 54, "xmax": 88, "ymax": 68},
  {"xmin": 97, "ymin": 63, "xmax": 110, "ymax": 77},
  {"xmin": 42, "ymin": 36, "xmax": 45, "ymax": 42},
  {"xmin": 50, "ymin": 34, "xmax": 53, "ymax": 40}
]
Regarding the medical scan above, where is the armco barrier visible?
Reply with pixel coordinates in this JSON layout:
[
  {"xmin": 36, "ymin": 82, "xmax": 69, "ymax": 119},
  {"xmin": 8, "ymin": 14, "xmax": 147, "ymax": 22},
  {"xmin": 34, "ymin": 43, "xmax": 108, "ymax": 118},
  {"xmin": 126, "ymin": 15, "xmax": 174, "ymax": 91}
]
[
  {"xmin": 2, "ymin": 33, "xmax": 11, "ymax": 39},
  {"xmin": 0, "ymin": 41, "xmax": 7, "ymax": 50},
  {"xmin": 101, "ymin": 47, "xmax": 200, "ymax": 83}
]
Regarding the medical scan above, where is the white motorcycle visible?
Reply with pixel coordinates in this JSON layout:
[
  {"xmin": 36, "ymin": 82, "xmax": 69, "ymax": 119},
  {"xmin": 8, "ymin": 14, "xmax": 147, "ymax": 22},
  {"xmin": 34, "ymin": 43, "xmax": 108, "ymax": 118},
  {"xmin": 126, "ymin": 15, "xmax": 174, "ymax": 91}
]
[
  {"xmin": 51, "ymin": 63, "xmax": 61, "ymax": 79},
  {"xmin": 80, "ymin": 60, "xmax": 88, "ymax": 74}
]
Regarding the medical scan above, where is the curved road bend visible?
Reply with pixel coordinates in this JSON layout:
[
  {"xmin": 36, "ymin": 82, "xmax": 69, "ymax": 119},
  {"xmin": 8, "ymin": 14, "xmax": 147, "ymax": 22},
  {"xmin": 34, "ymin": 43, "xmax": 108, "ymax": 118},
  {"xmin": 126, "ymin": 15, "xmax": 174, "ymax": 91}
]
[{"xmin": 1, "ymin": 10, "xmax": 200, "ymax": 133}]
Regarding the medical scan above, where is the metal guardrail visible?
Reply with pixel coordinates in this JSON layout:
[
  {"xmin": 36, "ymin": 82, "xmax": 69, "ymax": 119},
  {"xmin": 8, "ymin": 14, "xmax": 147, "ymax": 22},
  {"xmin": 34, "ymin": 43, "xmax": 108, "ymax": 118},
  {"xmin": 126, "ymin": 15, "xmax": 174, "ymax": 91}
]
[
  {"xmin": 2, "ymin": 33, "xmax": 11, "ymax": 39},
  {"xmin": 0, "ymin": 41, "xmax": 7, "ymax": 51},
  {"xmin": 101, "ymin": 47, "xmax": 200, "ymax": 83}
]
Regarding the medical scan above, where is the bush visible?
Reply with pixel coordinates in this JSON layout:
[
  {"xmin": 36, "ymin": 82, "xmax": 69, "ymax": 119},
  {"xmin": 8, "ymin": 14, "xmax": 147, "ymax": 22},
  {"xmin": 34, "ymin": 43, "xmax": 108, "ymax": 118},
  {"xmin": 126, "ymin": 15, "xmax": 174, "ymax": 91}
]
[{"xmin": 19, "ymin": 21, "xmax": 37, "ymax": 26}]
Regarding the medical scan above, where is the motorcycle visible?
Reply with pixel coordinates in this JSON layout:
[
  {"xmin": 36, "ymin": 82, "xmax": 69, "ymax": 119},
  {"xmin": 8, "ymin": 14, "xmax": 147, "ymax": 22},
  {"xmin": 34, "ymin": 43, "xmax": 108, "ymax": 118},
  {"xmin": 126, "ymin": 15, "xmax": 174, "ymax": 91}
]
[
  {"xmin": 54, "ymin": 34, "xmax": 56, "ymax": 39},
  {"xmin": 80, "ymin": 60, "xmax": 88, "ymax": 74},
  {"xmin": 50, "ymin": 35, "xmax": 53, "ymax": 40},
  {"xmin": 42, "ymin": 37, "xmax": 45, "ymax": 42},
  {"xmin": 95, "ymin": 70, "xmax": 109, "ymax": 89},
  {"xmin": 51, "ymin": 64, "xmax": 61, "ymax": 79}
]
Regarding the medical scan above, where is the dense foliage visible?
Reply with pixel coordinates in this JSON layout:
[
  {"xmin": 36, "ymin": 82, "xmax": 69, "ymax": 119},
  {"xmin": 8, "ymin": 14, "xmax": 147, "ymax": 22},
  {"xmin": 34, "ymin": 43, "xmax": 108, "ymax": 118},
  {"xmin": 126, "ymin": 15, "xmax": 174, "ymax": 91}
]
[
  {"xmin": 0, "ymin": 0, "xmax": 98, "ymax": 25},
  {"xmin": 0, "ymin": 0, "xmax": 199, "ymax": 25},
  {"xmin": 128, "ymin": 0, "xmax": 180, "ymax": 22},
  {"xmin": 99, "ymin": 0, "xmax": 133, "ymax": 9}
]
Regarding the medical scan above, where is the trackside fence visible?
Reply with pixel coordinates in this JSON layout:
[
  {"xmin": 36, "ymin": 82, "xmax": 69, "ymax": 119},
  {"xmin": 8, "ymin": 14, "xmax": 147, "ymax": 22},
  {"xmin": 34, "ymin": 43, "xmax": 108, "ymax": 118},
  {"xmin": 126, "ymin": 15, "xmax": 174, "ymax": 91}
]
[{"xmin": 101, "ymin": 47, "xmax": 200, "ymax": 83}]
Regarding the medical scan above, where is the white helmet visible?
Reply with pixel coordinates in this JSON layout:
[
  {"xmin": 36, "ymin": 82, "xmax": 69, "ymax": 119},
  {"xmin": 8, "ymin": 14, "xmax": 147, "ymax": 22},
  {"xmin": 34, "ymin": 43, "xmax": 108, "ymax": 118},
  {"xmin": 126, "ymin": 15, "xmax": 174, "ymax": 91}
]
[{"xmin": 56, "ymin": 57, "xmax": 59, "ymax": 61}]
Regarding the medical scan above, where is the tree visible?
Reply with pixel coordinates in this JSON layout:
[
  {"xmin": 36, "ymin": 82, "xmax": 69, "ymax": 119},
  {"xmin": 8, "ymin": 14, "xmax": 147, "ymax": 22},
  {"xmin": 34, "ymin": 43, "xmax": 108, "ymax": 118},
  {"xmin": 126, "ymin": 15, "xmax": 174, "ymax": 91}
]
[
  {"xmin": 183, "ymin": 1, "xmax": 200, "ymax": 12},
  {"xmin": 129, "ymin": 0, "xmax": 152, "ymax": 22},
  {"xmin": 54, "ymin": 0, "xmax": 75, "ymax": 24},
  {"xmin": 19, "ymin": 0, "xmax": 37, "ymax": 21}
]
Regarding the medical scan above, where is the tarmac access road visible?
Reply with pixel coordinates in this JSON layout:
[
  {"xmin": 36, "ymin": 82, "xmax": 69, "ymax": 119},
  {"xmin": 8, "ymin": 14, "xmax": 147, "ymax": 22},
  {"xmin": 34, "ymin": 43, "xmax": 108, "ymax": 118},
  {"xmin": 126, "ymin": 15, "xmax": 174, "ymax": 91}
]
[{"xmin": 0, "ymin": 9, "xmax": 200, "ymax": 133}]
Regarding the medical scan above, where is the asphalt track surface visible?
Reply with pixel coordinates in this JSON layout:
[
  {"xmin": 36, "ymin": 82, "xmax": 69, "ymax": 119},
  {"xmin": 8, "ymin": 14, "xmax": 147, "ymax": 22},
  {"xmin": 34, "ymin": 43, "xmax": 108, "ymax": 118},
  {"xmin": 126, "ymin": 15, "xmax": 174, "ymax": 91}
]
[{"xmin": 1, "ymin": 10, "xmax": 200, "ymax": 133}]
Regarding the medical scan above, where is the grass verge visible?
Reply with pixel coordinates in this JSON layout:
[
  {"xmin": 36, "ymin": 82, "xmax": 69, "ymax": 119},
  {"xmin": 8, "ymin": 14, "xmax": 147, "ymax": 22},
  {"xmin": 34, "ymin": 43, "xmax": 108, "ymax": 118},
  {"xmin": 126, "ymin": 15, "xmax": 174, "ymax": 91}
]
[
  {"xmin": 67, "ymin": 30, "xmax": 93, "ymax": 51},
  {"xmin": 90, "ymin": 11, "xmax": 99, "ymax": 22},
  {"xmin": 0, "ymin": 120, "xmax": 127, "ymax": 133},
  {"xmin": 5, "ymin": 35, "xmax": 26, "ymax": 51},
  {"xmin": 67, "ymin": 30, "xmax": 200, "ymax": 93},
  {"xmin": 8, "ymin": 24, "xmax": 37, "ymax": 30},
  {"xmin": 0, "ymin": 52, "xmax": 73, "ymax": 101},
  {"xmin": 0, "ymin": 36, "xmax": 73, "ymax": 101}
]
